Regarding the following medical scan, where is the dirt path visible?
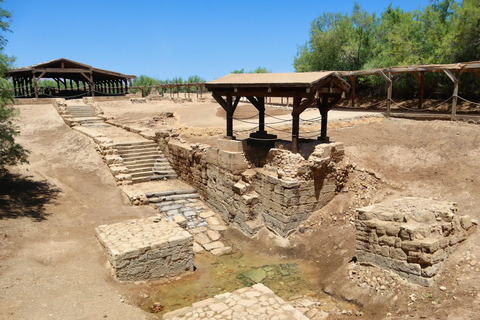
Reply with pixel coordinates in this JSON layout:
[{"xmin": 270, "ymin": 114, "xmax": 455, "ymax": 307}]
[{"xmin": 0, "ymin": 104, "xmax": 155, "ymax": 320}]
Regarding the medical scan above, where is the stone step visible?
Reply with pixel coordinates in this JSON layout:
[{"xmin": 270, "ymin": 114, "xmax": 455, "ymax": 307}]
[
  {"xmin": 152, "ymin": 169, "xmax": 176, "ymax": 175},
  {"xmin": 131, "ymin": 176, "xmax": 151, "ymax": 184},
  {"xmin": 128, "ymin": 167, "xmax": 154, "ymax": 174},
  {"xmin": 115, "ymin": 141, "xmax": 157, "ymax": 148},
  {"xmin": 124, "ymin": 162, "xmax": 156, "ymax": 170},
  {"xmin": 150, "ymin": 193, "xmax": 200, "ymax": 203},
  {"xmin": 69, "ymin": 112, "xmax": 96, "ymax": 116},
  {"xmin": 145, "ymin": 189, "xmax": 197, "ymax": 198},
  {"xmin": 153, "ymin": 164, "xmax": 173, "ymax": 170},
  {"xmin": 117, "ymin": 147, "xmax": 159, "ymax": 156},
  {"xmin": 130, "ymin": 171, "xmax": 153, "ymax": 178},
  {"xmin": 123, "ymin": 159, "xmax": 159, "ymax": 166},
  {"xmin": 150, "ymin": 174, "xmax": 177, "ymax": 180},
  {"xmin": 120, "ymin": 153, "xmax": 162, "ymax": 161},
  {"xmin": 115, "ymin": 144, "xmax": 158, "ymax": 152}
]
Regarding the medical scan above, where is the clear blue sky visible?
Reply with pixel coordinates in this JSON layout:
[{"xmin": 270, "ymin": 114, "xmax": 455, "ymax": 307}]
[{"xmin": 4, "ymin": 0, "xmax": 431, "ymax": 81}]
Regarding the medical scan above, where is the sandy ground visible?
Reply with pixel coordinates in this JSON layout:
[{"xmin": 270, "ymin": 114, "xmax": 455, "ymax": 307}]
[{"xmin": 1, "ymin": 98, "xmax": 480, "ymax": 319}]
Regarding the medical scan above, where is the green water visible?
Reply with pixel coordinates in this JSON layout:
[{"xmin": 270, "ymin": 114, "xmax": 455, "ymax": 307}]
[{"xmin": 140, "ymin": 245, "xmax": 358, "ymax": 317}]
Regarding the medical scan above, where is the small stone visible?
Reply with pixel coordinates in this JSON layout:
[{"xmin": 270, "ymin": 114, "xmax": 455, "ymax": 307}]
[{"xmin": 439, "ymin": 286, "xmax": 447, "ymax": 291}]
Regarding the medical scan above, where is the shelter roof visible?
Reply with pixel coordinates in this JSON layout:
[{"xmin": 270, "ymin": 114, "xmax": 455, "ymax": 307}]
[
  {"xmin": 207, "ymin": 71, "xmax": 349, "ymax": 90},
  {"xmin": 8, "ymin": 58, "xmax": 136, "ymax": 80},
  {"xmin": 338, "ymin": 61, "xmax": 480, "ymax": 76}
]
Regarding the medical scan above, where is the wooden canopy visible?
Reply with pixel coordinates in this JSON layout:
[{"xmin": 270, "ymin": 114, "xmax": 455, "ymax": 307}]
[
  {"xmin": 8, "ymin": 58, "xmax": 137, "ymax": 99},
  {"xmin": 206, "ymin": 72, "xmax": 350, "ymax": 152},
  {"xmin": 338, "ymin": 61, "xmax": 480, "ymax": 119}
]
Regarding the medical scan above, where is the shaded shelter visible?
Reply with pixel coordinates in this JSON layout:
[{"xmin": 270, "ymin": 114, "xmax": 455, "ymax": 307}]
[
  {"xmin": 206, "ymin": 72, "xmax": 350, "ymax": 153},
  {"xmin": 7, "ymin": 58, "xmax": 136, "ymax": 99},
  {"xmin": 338, "ymin": 61, "xmax": 480, "ymax": 120}
]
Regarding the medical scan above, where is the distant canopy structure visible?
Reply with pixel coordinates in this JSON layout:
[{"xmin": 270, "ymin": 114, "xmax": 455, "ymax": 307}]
[
  {"xmin": 206, "ymin": 72, "xmax": 350, "ymax": 153},
  {"xmin": 7, "ymin": 58, "xmax": 136, "ymax": 99}
]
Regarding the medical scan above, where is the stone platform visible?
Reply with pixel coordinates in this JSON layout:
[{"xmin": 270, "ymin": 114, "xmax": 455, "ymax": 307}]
[
  {"xmin": 163, "ymin": 283, "xmax": 307, "ymax": 320},
  {"xmin": 95, "ymin": 216, "xmax": 193, "ymax": 281},
  {"xmin": 355, "ymin": 197, "xmax": 477, "ymax": 286}
]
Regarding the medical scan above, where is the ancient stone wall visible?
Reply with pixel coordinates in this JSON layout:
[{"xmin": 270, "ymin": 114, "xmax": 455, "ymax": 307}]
[
  {"xmin": 355, "ymin": 197, "xmax": 477, "ymax": 286},
  {"xmin": 155, "ymin": 134, "xmax": 350, "ymax": 237}
]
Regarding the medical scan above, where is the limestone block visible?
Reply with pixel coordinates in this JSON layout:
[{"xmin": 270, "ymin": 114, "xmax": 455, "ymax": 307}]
[
  {"xmin": 106, "ymin": 155, "xmax": 123, "ymax": 165},
  {"xmin": 206, "ymin": 147, "xmax": 218, "ymax": 166},
  {"xmin": 217, "ymin": 139, "xmax": 244, "ymax": 152},
  {"xmin": 95, "ymin": 217, "xmax": 193, "ymax": 281},
  {"xmin": 233, "ymin": 181, "xmax": 248, "ymax": 195},
  {"xmin": 218, "ymin": 150, "xmax": 248, "ymax": 173}
]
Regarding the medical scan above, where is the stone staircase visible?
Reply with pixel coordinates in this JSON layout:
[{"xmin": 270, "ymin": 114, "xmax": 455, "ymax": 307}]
[
  {"xmin": 146, "ymin": 189, "xmax": 232, "ymax": 255},
  {"xmin": 146, "ymin": 189, "xmax": 209, "ymax": 229},
  {"xmin": 115, "ymin": 141, "xmax": 178, "ymax": 184},
  {"xmin": 66, "ymin": 105, "xmax": 96, "ymax": 117}
]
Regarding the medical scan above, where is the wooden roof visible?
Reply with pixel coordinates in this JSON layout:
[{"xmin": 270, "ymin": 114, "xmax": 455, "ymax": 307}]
[
  {"xmin": 338, "ymin": 61, "xmax": 480, "ymax": 76},
  {"xmin": 8, "ymin": 58, "xmax": 136, "ymax": 81},
  {"xmin": 206, "ymin": 71, "xmax": 350, "ymax": 98}
]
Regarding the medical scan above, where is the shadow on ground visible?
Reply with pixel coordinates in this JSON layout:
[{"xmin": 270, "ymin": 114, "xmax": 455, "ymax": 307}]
[{"xmin": 0, "ymin": 173, "xmax": 61, "ymax": 221}]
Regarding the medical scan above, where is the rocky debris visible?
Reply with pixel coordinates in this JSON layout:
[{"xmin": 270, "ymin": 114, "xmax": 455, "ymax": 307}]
[
  {"xmin": 130, "ymin": 98, "xmax": 147, "ymax": 104},
  {"xmin": 347, "ymin": 262, "xmax": 407, "ymax": 297}
]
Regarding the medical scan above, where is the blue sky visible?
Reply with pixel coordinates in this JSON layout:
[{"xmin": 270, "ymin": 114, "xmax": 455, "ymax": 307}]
[{"xmin": 4, "ymin": 0, "xmax": 430, "ymax": 81}]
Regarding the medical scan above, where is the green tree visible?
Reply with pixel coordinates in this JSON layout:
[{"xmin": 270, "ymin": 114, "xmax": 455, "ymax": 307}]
[
  {"xmin": 231, "ymin": 67, "xmax": 271, "ymax": 74},
  {"xmin": 231, "ymin": 68, "xmax": 245, "ymax": 74},
  {"xmin": 0, "ymin": 2, "xmax": 28, "ymax": 173},
  {"xmin": 294, "ymin": 3, "xmax": 377, "ymax": 72}
]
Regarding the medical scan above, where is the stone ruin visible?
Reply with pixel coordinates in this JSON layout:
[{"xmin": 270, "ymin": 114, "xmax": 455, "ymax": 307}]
[
  {"xmin": 159, "ymin": 137, "xmax": 351, "ymax": 237},
  {"xmin": 355, "ymin": 197, "xmax": 477, "ymax": 286},
  {"xmin": 95, "ymin": 216, "xmax": 193, "ymax": 281}
]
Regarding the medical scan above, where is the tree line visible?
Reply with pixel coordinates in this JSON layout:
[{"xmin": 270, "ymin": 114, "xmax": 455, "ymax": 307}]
[
  {"xmin": 132, "ymin": 75, "xmax": 206, "ymax": 95},
  {"xmin": 294, "ymin": 0, "xmax": 480, "ymax": 100}
]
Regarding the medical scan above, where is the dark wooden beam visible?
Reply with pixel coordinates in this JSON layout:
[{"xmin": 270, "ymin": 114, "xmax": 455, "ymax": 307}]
[
  {"xmin": 247, "ymin": 96, "xmax": 266, "ymax": 133},
  {"xmin": 474, "ymin": 71, "xmax": 480, "ymax": 82},
  {"xmin": 348, "ymin": 75, "xmax": 355, "ymax": 108},
  {"xmin": 292, "ymin": 96, "xmax": 301, "ymax": 153}
]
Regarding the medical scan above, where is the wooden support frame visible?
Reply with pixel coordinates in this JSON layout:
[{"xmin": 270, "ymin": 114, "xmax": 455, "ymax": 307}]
[
  {"xmin": 443, "ymin": 69, "xmax": 459, "ymax": 120},
  {"xmin": 246, "ymin": 96, "xmax": 266, "ymax": 133},
  {"xmin": 378, "ymin": 71, "xmax": 393, "ymax": 117},
  {"xmin": 348, "ymin": 75, "xmax": 356, "ymax": 108},
  {"xmin": 212, "ymin": 93, "xmax": 240, "ymax": 139}
]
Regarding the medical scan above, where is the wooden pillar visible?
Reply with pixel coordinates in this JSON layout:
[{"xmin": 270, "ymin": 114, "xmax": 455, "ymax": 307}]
[
  {"xmin": 348, "ymin": 75, "xmax": 356, "ymax": 108},
  {"xmin": 452, "ymin": 72, "xmax": 459, "ymax": 120},
  {"xmin": 91, "ymin": 81, "xmax": 95, "ymax": 97},
  {"xmin": 319, "ymin": 96, "xmax": 329, "ymax": 142},
  {"xmin": 378, "ymin": 71, "xmax": 393, "ymax": 118},
  {"xmin": 226, "ymin": 95, "xmax": 234, "ymax": 138},
  {"xmin": 258, "ymin": 97, "xmax": 265, "ymax": 133},
  {"xmin": 419, "ymin": 72, "xmax": 424, "ymax": 109},
  {"xmin": 212, "ymin": 94, "xmax": 239, "ymax": 139},
  {"xmin": 33, "ymin": 72, "xmax": 38, "ymax": 99},
  {"xmin": 443, "ymin": 69, "xmax": 459, "ymax": 121},
  {"xmin": 292, "ymin": 96, "xmax": 301, "ymax": 153},
  {"xmin": 387, "ymin": 72, "xmax": 392, "ymax": 118}
]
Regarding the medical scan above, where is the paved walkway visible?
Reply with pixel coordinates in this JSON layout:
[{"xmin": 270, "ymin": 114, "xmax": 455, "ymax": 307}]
[{"xmin": 163, "ymin": 283, "xmax": 307, "ymax": 320}]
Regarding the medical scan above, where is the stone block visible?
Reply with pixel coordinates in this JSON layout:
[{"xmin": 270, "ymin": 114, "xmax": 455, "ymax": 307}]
[
  {"xmin": 217, "ymin": 139, "xmax": 244, "ymax": 152},
  {"xmin": 95, "ymin": 217, "xmax": 193, "ymax": 281},
  {"xmin": 206, "ymin": 147, "xmax": 218, "ymax": 166},
  {"xmin": 355, "ymin": 197, "xmax": 476, "ymax": 287}
]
